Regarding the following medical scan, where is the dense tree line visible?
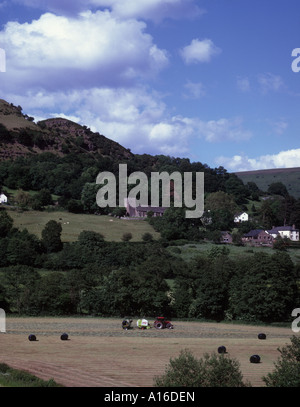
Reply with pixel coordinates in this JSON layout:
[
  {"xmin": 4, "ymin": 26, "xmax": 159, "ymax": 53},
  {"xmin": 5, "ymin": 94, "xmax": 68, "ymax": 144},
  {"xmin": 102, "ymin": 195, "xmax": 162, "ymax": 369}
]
[
  {"xmin": 0, "ymin": 209, "xmax": 298, "ymax": 322},
  {"xmin": 0, "ymin": 152, "xmax": 252, "ymax": 213}
]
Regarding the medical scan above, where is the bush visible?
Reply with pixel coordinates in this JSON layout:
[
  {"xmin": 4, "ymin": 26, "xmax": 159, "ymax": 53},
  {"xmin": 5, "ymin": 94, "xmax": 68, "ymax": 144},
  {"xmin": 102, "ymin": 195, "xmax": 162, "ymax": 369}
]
[
  {"xmin": 142, "ymin": 232, "xmax": 153, "ymax": 242},
  {"xmin": 263, "ymin": 336, "xmax": 300, "ymax": 387},
  {"xmin": 122, "ymin": 232, "xmax": 132, "ymax": 242},
  {"xmin": 154, "ymin": 349, "xmax": 250, "ymax": 387}
]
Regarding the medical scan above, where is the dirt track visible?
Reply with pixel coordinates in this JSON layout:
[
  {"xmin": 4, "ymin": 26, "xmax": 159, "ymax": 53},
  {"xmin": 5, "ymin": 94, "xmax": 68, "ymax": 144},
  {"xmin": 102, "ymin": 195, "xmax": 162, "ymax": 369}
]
[{"xmin": 0, "ymin": 317, "xmax": 295, "ymax": 387}]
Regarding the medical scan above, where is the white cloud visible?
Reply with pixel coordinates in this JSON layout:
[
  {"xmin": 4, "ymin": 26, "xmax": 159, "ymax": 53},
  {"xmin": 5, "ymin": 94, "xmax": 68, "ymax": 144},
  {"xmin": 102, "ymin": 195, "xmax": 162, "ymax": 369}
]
[
  {"xmin": 12, "ymin": 0, "xmax": 204, "ymax": 21},
  {"xmin": 180, "ymin": 38, "xmax": 221, "ymax": 64},
  {"xmin": 7, "ymin": 86, "xmax": 252, "ymax": 158},
  {"xmin": 0, "ymin": 10, "xmax": 169, "ymax": 92},
  {"xmin": 216, "ymin": 149, "xmax": 300, "ymax": 172},
  {"xmin": 272, "ymin": 120, "xmax": 288, "ymax": 135},
  {"xmin": 258, "ymin": 73, "xmax": 284, "ymax": 94},
  {"xmin": 183, "ymin": 81, "xmax": 206, "ymax": 99},
  {"xmin": 196, "ymin": 117, "xmax": 252, "ymax": 143},
  {"xmin": 237, "ymin": 77, "xmax": 250, "ymax": 92},
  {"xmin": 6, "ymin": 87, "xmax": 191, "ymax": 155}
]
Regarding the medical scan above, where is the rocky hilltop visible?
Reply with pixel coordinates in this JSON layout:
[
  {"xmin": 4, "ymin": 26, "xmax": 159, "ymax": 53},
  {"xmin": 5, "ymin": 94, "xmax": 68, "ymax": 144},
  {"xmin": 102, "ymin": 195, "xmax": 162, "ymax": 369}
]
[{"xmin": 0, "ymin": 99, "xmax": 132, "ymax": 161}]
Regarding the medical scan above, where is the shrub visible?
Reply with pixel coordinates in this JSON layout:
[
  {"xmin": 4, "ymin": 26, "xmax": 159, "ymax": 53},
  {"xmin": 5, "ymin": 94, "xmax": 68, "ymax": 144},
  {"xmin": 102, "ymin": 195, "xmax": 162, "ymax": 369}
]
[
  {"xmin": 262, "ymin": 336, "xmax": 300, "ymax": 387},
  {"xmin": 142, "ymin": 232, "xmax": 153, "ymax": 242},
  {"xmin": 154, "ymin": 349, "xmax": 250, "ymax": 387},
  {"xmin": 122, "ymin": 232, "xmax": 133, "ymax": 242}
]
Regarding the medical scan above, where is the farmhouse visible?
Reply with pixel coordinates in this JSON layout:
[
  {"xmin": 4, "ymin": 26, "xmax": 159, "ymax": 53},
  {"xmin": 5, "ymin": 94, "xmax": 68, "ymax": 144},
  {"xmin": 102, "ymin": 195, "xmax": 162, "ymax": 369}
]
[
  {"xmin": 234, "ymin": 211, "xmax": 249, "ymax": 223},
  {"xmin": 242, "ymin": 229, "xmax": 273, "ymax": 246},
  {"xmin": 267, "ymin": 225, "xmax": 299, "ymax": 242},
  {"xmin": 220, "ymin": 231, "xmax": 233, "ymax": 244},
  {"xmin": 124, "ymin": 198, "xmax": 166, "ymax": 218},
  {"xmin": 136, "ymin": 205, "xmax": 166, "ymax": 218},
  {"xmin": 0, "ymin": 193, "xmax": 7, "ymax": 204}
]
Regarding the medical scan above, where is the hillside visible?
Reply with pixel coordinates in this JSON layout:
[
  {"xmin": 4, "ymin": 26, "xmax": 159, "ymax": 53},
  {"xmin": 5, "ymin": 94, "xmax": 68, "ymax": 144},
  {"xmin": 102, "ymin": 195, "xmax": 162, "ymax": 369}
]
[
  {"xmin": 235, "ymin": 167, "xmax": 300, "ymax": 199},
  {"xmin": 0, "ymin": 99, "xmax": 132, "ymax": 161}
]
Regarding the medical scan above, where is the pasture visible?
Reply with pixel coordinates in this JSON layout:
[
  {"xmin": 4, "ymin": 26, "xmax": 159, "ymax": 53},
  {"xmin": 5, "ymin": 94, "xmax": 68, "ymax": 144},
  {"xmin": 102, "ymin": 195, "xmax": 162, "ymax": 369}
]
[
  {"xmin": 0, "ymin": 317, "xmax": 294, "ymax": 387},
  {"xmin": 7, "ymin": 209, "xmax": 160, "ymax": 242},
  {"xmin": 168, "ymin": 241, "xmax": 300, "ymax": 265}
]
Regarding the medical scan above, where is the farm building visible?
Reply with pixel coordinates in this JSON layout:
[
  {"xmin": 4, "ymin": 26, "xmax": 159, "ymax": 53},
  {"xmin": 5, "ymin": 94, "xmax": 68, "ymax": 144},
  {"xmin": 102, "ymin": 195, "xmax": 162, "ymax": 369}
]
[
  {"xmin": 124, "ymin": 198, "xmax": 166, "ymax": 218},
  {"xmin": 220, "ymin": 231, "xmax": 233, "ymax": 244},
  {"xmin": 234, "ymin": 211, "xmax": 249, "ymax": 223},
  {"xmin": 242, "ymin": 229, "xmax": 273, "ymax": 246},
  {"xmin": 0, "ymin": 193, "xmax": 7, "ymax": 204},
  {"xmin": 136, "ymin": 205, "xmax": 166, "ymax": 218},
  {"xmin": 266, "ymin": 225, "xmax": 299, "ymax": 242}
]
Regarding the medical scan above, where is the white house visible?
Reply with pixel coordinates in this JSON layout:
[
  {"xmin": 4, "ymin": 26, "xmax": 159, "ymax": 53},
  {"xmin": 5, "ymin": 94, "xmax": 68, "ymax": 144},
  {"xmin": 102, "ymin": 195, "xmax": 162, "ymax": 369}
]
[
  {"xmin": 234, "ymin": 212, "xmax": 249, "ymax": 223},
  {"xmin": 267, "ymin": 225, "xmax": 300, "ymax": 242},
  {"xmin": 0, "ymin": 193, "xmax": 7, "ymax": 204}
]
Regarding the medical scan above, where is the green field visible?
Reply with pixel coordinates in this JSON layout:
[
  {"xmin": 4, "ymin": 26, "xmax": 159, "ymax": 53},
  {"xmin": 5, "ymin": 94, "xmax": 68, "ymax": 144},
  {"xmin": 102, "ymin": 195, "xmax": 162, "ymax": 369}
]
[
  {"xmin": 168, "ymin": 241, "xmax": 300, "ymax": 265},
  {"xmin": 7, "ymin": 209, "xmax": 161, "ymax": 242}
]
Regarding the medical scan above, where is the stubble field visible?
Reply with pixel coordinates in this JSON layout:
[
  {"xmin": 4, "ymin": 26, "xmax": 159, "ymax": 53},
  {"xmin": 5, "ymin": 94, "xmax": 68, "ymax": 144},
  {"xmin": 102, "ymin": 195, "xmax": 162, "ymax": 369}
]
[{"xmin": 0, "ymin": 317, "xmax": 295, "ymax": 387}]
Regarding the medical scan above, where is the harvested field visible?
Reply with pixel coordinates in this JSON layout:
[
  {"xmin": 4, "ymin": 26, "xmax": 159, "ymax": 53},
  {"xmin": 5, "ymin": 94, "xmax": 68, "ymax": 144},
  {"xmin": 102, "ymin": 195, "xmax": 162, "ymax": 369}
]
[{"xmin": 0, "ymin": 317, "xmax": 294, "ymax": 387}]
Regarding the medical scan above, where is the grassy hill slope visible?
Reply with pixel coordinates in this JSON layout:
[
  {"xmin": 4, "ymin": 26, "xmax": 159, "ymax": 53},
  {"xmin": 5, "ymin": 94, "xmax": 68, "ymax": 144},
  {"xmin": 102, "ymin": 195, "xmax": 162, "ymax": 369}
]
[
  {"xmin": 7, "ymin": 209, "xmax": 160, "ymax": 242},
  {"xmin": 235, "ymin": 167, "xmax": 300, "ymax": 199}
]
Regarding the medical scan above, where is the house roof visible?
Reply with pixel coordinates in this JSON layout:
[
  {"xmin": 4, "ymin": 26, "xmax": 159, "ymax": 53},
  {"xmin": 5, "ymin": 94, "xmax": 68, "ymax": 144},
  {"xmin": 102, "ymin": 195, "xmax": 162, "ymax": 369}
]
[
  {"xmin": 243, "ymin": 229, "xmax": 264, "ymax": 238},
  {"xmin": 268, "ymin": 225, "xmax": 299, "ymax": 233},
  {"xmin": 136, "ymin": 206, "xmax": 166, "ymax": 213}
]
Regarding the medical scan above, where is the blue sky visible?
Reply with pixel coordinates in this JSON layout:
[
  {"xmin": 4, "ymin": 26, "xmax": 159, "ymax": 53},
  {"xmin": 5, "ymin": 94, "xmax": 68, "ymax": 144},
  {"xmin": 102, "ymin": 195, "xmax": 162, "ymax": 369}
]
[{"xmin": 0, "ymin": 0, "xmax": 300, "ymax": 172}]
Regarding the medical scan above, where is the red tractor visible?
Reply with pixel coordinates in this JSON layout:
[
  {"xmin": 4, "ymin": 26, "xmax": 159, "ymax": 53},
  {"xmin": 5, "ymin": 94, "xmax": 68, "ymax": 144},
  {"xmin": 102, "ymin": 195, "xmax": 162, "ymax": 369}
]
[{"xmin": 154, "ymin": 316, "xmax": 173, "ymax": 329}]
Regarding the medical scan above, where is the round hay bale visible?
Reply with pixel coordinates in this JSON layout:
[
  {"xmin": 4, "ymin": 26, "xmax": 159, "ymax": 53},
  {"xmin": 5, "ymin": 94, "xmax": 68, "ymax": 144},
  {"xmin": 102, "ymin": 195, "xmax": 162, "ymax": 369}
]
[
  {"xmin": 258, "ymin": 333, "xmax": 266, "ymax": 340},
  {"xmin": 60, "ymin": 333, "xmax": 69, "ymax": 341},
  {"xmin": 218, "ymin": 346, "xmax": 227, "ymax": 354},
  {"xmin": 250, "ymin": 354, "xmax": 261, "ymax": 364},
  {"xmin": 28, "ymin": 334, "xmax": 37, "ymax": 342}
]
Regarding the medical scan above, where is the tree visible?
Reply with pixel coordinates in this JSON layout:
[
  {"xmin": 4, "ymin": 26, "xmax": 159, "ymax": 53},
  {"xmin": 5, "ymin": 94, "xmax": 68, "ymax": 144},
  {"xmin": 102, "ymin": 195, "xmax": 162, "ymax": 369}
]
[
  {"xmin": 205, "ymin": 191, "xmax": 238, "ymax": 214},
  {"xmin": 154, "ymin": 349, "xmax": 249, "ymax": 387},
  {"xmin": 30, "ymin": 188, "xmax": 53, "ymax": 210},
  {"xmin": 81, "ymin": 183, "xmax": 101, "ymax": 214},
  {"xmin": 35, "ymin": 272, "xmax": 75, "ymax": 315},
  {"xmin": 149, "ymin": 207, "xmax": 189, "ymax": 241},
  {"xmin": 78, "ymin": 230, "xmax": 105, "ymax": 247},
  {"xmin": 14, "ymin": 189, "xmax": 31, "ymax": 208},
  {"xmin": 229, "ymin": 252, "xmax": 298, "ymax": 322},
  {"xmin": 205, "ymin": 191, "xmax": 238, "ymax": 231},
  {"xmin": 6, "ymin": 229, "xmax": 41, "ymax": 266},
  {"xmin": 224, "ymin": 175, "xmax": 250, "ymax": 204},
  {"xmin": 67, "ymin": 199, "xmax": 84, "ymax": 214},
  {"xmin": 142, "ymin": 232, "xmax": 153, "ymax": 242},
  {"xmin": 3, "ymin": 265, "xmax": 41, "ymax": 314},
  {"xmin": 268, "ymin": 182, "xmax": 289, "ymax": 197},
  {"xmin": 41, "ymin": 220, "xmax": 63, "ymax": 253},
  {"xmin": 0, "ymin": 211, "xmax": 13, "ymax": 238},
  {"xmin": 258, "ymin": 199, "xmax": 278, "ymax": 229},
  {"xmin": 263, "ymin": 336, "xmax": 300, "ymax": 387},
  {"xmin": 188, "ymin": 252, "xmax": 233, "ymax": 321}
]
